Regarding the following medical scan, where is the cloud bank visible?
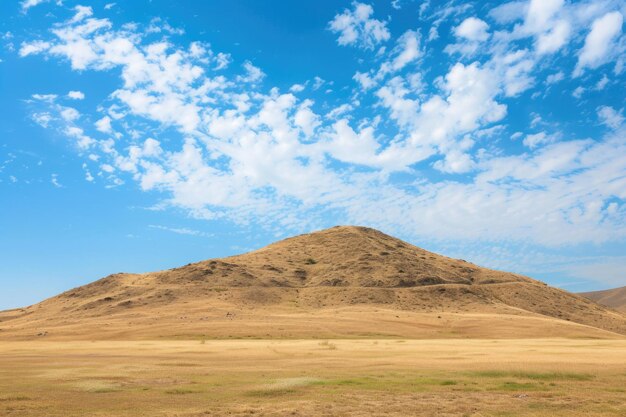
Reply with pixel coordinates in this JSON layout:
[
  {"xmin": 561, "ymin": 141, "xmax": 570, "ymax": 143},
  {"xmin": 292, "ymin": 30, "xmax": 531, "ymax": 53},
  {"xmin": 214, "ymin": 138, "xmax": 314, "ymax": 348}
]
[{"xmin": 16, "ymin": 1, "xmax": 626, "ymax": 253}]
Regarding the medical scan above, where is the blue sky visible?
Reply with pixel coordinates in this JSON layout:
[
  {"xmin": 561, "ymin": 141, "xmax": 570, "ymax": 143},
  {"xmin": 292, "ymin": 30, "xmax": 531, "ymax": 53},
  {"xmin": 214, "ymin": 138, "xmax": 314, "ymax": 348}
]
[{"xmin": 1, "ymin": 0, "xmax": 625, "ymax": 310}]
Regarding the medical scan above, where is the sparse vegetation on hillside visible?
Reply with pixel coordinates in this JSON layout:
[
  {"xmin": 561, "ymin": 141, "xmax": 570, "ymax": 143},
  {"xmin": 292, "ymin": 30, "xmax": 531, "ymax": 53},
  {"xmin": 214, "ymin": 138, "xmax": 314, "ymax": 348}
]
[{"xmin": 1, "ymin": 226, "xmax": 624, "ymax": 340}]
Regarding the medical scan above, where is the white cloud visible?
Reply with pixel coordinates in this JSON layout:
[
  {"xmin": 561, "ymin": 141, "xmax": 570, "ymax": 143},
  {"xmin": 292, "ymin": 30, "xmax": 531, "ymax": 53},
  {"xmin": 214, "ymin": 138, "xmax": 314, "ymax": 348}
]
[
  {"xmin": 545, "ymin": 71, "xmax": 564, "ymax": 84},
  {"xmin": 51, "ymin": 173, "xmax": 62, "ymax": 188},
  {"xmin": 524, "ymin": 0, "xmax": 564, "ymax": 34},
  {"xmin": 328, "ymin": 2, "xmax": 390, "ymax": 49},
  {"xmin": 31, "ymin": 112, "xmax": 53, "ymax": 127},
  {"xmin": 214, "ymin": 52, "xmax": 231, "ymax": 70},
  {"xmin": 146, "ymin": 17, "xmax": 184, "ymax": 36},
  {"xmin": 85, "ymin": 169, "xmax": 94, "ymax": 182},
  {"xmin": 325, "ymin": 119, "xmax": 384, "ymax": 167},
  {"xmin": 575, "ymin": 11, "xmax": 624, "ymax": 76},
  {"xmin": 522, "ymin": 131, "xmax": 556, "ymax": 148},
  {"xmin": 21, "ymin": 0, "xmax": 49, "ymax": 13},
  {"xmin": 433, "ymin": 149, "xmax": 475, "ymax": 174},
  {"xmin": 368, "ymin": 61, "xmax": 506, "ymax": 172},
  {"xmin": 572, "ymin": 86, "xmax": 585, "ymax": 98},
  {"xmin": 389, "ymin": 30, "xmax": 421, "ymax": 71},
  {"xmin": 521, "ymin": 0, "xmax": 570, "ymax": 55},
  {"xmin": 354, "ymin": 71, "xmax": 376, "ymax": 90},
  {"xmin": 447, "ymin": 17, "xmax": 491, "ymax": 56},
  {"xmin": 95, "ymin": 116, "xmax": 112, "ymax": 133},
  {"xmin": 595, "ymin": 75, "xmax": 609, "ymax": 90},
  {"xmin": 597, "ymin": 106, "xmax": 624, "ymax": 129},
  {"xmin": 60, "ymin": 107, "xmax": 80, "ymax": 122},
  {"xmin": 489, "ymin": 1, "xmax": 527, "ymax": 24},
  {"xmin": 31, "ymin": 93, "xmax": 57, "ymax": 101},
  {"xmin": 312, "ymin": 76, "xmax": 325, "ymax": 90},
  {"xmin": 238, "ymin": 61, "xmax": 265, "ymax": 83},
  {"xmin": 530, "ymin": 113, "xmax": 542, "ymax": 128},
  {"xmin": 149, "ymin": 224, "xmax": 212, "ymax": 237},
  {"xmin": 67, "ymin": 90, "xmax": 85, "ymax": 100},
  {"xmin": 19, "ymin": 40, "xmax": 51, "ymax": 57},
  {"xmin": 69, "ymin": 5, "xmax": 94, "ymax": 24},
  {"xmin": 352, "ymin": 30, "xmax": 422, "ymax": 89},
  {"xmin": 48, "ymin": 17, "xmax": 112, "ymax": 70},
  {"xmin": 492, "ymin": 49, "xmax": 535, "ymax": 97},
  {"xmin": 375, "ymin": 76, "xmax": 420, "ymax": 128},
  {"xmin": 294, "ymin": 99, "xmax": 320, "ymax": 137},
  {"xmin": 454, "ymin": 17, "xmax": 489, "ymax": 42},
  {"xmin": 326, "ymin": 103, "xmax": 354, "ymax": 119},
  {"xmin": 65, "ymin": 126, "xmax": 95, "ymax": 149},
  {"xmin": 535, "ymin": 19, "xmax": 570, "ymax": 55}
]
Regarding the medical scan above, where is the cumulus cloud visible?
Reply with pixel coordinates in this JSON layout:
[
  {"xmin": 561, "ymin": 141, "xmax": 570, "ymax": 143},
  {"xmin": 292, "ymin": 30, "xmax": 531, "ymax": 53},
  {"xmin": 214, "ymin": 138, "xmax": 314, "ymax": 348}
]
[
  {"xmin": 238, "ymin": 61, "xmax": 265, "ymax": 83},
  {"xmin": 597, "ymin": 106, "xmax": 624, "ymax": 129},
  {"xmin": 389, "ymin": 30, "xmax": 421, "ymax": 71},
  {"xmin": 523, "ymin": 0, "xmax": 564, "ymax": 34},
  {"xmin": 21, "ymin": 0, "xmax": 49, "ymax": 13},
  {"xmin": 545, "ymin": 71, "xmax": 564, "ymax": 85},
  {"xmin": 95, "ymin": 116, "xmax": 112, "ymax": 133},
  {"xmin": 19, "ymin": 40, "xmax": 51, "ymax": 57},
  {"xmin": 575, "ymin": 11, "xmax": 624, "ymax": 76},
  {"xmin": 489, "ymin": 1, "xmax": 527, "ymax": 24},
  {"xmin": 289, "ymin": 84, "xmax": 305, "ymax": 93},
  {"xmin": 595, "ymin": 75, "xmax": 609, "ymax": 90},
  {"xmin": 522, "ymin": 131, "xmax": 557, "ymax": 149},
  {"xmin": 523, "ymin": 0, "xmax": 570, "ymax": 55},
  {"xmin": 454, "ymin": 17, "xmax": 489, "ymax": 42},
  {"xmin": 328, "ymin": 2, "xmax": 390, "ymax": 49},
  {"xmin": 67, "ymin": 90, "xmax": 85, "ymax": 100},
  {"xmin": 446, "ymin": 17, "xmax": 490, "ymax": 56}
]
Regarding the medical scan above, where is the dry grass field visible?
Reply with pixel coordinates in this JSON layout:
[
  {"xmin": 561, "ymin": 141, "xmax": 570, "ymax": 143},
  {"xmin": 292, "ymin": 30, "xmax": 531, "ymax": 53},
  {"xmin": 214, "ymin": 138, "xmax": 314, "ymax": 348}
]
[{"xmin": 1, "ymin": 338, "xmax": 625, "ymax": 417}]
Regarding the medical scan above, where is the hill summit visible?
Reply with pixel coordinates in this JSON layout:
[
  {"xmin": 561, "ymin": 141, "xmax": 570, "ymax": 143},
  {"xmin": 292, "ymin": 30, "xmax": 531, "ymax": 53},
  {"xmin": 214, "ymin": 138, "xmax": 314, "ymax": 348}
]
[{"xmin": 1, "ymin": 226, "xmax": 624, "ymax": 339}]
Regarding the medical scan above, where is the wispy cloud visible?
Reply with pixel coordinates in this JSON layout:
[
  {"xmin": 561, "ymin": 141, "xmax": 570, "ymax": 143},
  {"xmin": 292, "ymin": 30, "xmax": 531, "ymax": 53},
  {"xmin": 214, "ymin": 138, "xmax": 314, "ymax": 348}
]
[{"xmin": 148, "ymin": 224, "xmax": 212, "ymax": 237}]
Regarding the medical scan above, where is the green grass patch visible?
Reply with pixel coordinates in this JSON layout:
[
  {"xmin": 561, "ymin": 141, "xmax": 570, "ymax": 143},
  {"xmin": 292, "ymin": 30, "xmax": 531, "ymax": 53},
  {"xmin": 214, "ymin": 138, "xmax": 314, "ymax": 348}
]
[
  {"xmin": 439, "ymin": 380, "xmax": 458, "ymax": 386},
  {"xmin": 312, "ymin": 375, "xmax": 463, "ymax": 392},
  {"xmin": 468, "ymin": 370, "xmax": 593, "ymax": 381},
  {"xmin": 165, "ymin": 388, "xmax": 196, "ymax": 395},
  {"xmin": 498, "ymin": 381, "xmax": 542, "ymax": 391},
  {"xmin": 247, "ymin": 388, "xmax": 297, "ymax": 397}
]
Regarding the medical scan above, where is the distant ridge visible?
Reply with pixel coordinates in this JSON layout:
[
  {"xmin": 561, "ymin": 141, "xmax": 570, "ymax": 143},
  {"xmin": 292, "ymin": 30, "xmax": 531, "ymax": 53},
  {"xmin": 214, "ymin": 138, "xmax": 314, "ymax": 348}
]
[
  {"xmin": 580, "ymin": 286, "xmax": 626, "ymax": 313},
  {"xmin": 1, "ymin": 226, "xmax": 624, "ymax": 340}
]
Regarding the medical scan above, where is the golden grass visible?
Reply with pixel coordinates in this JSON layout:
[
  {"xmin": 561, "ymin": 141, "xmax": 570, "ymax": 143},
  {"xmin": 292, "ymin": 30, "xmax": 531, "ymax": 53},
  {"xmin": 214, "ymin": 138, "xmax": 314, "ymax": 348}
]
[{"xmin": 0, "ymin": 338, "xmax": 625, "ymax": 416}]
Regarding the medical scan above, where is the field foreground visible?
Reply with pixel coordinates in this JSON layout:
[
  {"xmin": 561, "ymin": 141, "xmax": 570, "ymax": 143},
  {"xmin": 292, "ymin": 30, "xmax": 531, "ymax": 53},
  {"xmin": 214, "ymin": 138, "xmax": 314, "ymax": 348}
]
[{"xmin": 1, "ymin": 338, "xmax": 625, "ymax": 416}]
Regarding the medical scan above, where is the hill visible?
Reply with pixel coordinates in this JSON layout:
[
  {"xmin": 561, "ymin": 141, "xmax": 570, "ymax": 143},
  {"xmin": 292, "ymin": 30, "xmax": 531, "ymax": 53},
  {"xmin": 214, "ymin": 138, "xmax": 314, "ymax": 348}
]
[
  {"xmin": 580, "ymin": 286, "xmax": 626, "ymax": 313},
  {"xmin": 0, "ymin": 226, "xmax": 624, "ymax": 340}
]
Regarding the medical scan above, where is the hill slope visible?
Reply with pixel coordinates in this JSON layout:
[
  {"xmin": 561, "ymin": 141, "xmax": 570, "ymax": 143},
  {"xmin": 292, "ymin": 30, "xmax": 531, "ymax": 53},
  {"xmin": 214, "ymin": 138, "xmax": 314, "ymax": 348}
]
[
  {"xmin": 1, "ymin": 226, "xmax": 624, "ymax": 340},
  {"xmin": 580, "ymin": 286, "xmax": 626, "ymax": 312}
]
